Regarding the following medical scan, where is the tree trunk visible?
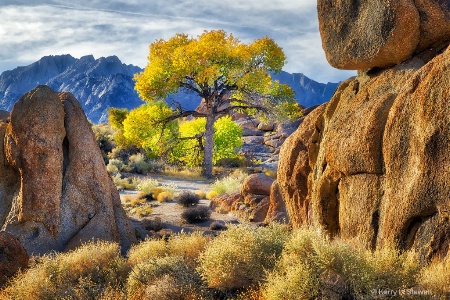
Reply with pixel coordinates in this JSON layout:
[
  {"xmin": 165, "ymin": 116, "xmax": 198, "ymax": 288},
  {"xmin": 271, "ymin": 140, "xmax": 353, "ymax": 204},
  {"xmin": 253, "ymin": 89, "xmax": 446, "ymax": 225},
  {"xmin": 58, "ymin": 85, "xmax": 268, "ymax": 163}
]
[{"xmin": 202, "ymin": 112, "xmax": 214, "ymax": 178}]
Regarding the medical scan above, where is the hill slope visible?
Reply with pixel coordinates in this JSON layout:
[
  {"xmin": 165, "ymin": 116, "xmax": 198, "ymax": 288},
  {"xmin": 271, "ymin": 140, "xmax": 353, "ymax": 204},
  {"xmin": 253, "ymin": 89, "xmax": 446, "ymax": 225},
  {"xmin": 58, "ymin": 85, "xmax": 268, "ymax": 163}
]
[{"xmin": 0, "ymin": 55, "xmax": 339, "ymax": 123}]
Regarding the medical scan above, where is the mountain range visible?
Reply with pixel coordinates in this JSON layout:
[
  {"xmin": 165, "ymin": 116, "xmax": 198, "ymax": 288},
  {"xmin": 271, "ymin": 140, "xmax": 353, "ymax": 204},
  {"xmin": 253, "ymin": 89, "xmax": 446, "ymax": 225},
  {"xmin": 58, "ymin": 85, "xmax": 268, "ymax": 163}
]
[{"xmin": 0, "ymin": 55, "xmax": 339, "ymax": 123}]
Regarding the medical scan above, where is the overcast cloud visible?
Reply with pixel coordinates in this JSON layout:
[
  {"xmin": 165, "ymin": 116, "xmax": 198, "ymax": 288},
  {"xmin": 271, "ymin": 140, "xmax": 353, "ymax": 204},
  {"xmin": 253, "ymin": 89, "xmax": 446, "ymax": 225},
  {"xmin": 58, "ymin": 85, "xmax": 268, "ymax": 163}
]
[{"xmin": 0, "ymin": 0, "xmax": 355, "ymax": 83}]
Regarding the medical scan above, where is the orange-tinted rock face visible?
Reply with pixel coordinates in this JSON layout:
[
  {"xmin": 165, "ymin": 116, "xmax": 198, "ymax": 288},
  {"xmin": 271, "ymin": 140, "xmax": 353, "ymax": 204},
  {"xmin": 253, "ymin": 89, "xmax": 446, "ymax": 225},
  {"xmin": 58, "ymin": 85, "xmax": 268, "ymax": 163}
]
[
  {"xmin": 0, "ymin": 231, "xmax": 28, "ymax": 287},
  {"xmin": 279, "ymin": 44, "xmax": 450, "ymax": 260},
  {"xmin": 318, "ymin": 0, "xmax": 450, "ymax": 70},
  {"xmin": 0, "ymin": 85, "xmax": 136, "ymax": 255}
]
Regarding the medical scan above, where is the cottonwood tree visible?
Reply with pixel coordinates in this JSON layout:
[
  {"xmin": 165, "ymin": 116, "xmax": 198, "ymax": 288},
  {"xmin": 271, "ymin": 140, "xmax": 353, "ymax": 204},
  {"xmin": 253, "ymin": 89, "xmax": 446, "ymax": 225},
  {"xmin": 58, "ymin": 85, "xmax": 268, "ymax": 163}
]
[{"xmin": 134, "ymin": 29, "xmax": 297, "ymax": 177}]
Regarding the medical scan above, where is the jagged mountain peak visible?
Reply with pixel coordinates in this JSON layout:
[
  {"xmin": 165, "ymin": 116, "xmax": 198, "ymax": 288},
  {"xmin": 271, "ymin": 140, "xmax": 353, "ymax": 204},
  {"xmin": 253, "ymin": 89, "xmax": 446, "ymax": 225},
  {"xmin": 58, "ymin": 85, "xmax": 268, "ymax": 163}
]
[{"xmin": 0, "ymin": 54, "xmax": 339, "ymax": 123}]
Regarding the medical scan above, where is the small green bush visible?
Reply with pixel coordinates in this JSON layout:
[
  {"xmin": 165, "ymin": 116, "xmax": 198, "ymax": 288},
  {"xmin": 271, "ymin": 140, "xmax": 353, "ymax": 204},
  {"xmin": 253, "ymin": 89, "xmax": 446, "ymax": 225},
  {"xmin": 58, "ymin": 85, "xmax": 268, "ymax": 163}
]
[
  {"xmin": 127, "ymin": 153, "xmax": 150, "ymax": 174},
  {"xmin": 197, "ymin": 223, "xmax": 290, "ymax": 290},
  {"xmin": 181, "ymin": 206, "xmax": 211, "ymax": 224},
  {"xmin": 177, "ymin": 191, "xmax": 201, "ymax": 207},
  {"xmin": 136, "ymin": 178, "xmax": 159, "ymax": 193},
  {"xmin": 106, "ymin": 158, "xmax": 124, "ymax": 174},
  {"xmin": 211, "ymin": 169, "xmax": 247, "ymax": 195},
  {"xmin": 113, "ymin": 173, "xmax": 139, "ymax": 190}
]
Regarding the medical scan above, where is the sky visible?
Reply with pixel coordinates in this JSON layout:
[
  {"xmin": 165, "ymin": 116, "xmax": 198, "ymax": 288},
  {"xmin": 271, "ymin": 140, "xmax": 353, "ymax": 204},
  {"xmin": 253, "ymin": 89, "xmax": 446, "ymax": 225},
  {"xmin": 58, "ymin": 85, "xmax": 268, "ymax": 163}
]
[{"xmin": 0, "ymin": 0, "xmax": 355, "ymax": 83}]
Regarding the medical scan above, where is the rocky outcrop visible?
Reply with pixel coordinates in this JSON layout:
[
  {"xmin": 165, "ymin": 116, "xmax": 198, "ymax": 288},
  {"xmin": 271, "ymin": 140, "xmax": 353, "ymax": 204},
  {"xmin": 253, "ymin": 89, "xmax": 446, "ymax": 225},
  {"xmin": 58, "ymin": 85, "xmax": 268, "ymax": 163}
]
[
  {"xmin": 0, "ymin": 85, "xmax": 136, "ymax": 255},
  {"xmin": 264, "ymin": 181, "xmax": 289, "ymax": 223},
  {"xmin": 278, "ymin": 43, "xmax": 450, "ymax": 260},
  {"xmin": 318, "ymin": 0, "xmax": 450, "ymax": 70},
  {"xmin": 210, "ymin": 173, "xmax": 277, "ymax": 223},
  {"xmin": 237, "ymin": 117, "xmax": 302, "ymax": 169},
  {"xmin": 0, "ymin": 231, "xmax": 28, "ymax": 287}
]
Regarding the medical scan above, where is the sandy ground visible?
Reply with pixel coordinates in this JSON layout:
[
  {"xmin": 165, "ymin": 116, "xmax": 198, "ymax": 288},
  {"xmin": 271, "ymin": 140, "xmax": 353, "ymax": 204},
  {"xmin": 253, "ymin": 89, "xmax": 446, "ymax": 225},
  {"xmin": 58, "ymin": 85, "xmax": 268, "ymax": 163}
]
[{"xmin": 120, "ymin": 175, "xmax": 240, "ymax": 235}]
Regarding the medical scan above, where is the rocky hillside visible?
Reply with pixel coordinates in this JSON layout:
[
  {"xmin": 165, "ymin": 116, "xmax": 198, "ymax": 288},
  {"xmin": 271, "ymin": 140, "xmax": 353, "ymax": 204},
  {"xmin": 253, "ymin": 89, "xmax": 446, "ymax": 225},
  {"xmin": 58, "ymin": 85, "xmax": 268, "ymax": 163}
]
[
  {"xmin": 278, "ymin": 1, "xmax": 450, "ymax": 261},
  {"xmin": 0, "ymin": 55, "xmax": 142, "ymax": 123},
  {"xmin": 0, "ymin": 55, "xmax": 338, "ymax": 123}
]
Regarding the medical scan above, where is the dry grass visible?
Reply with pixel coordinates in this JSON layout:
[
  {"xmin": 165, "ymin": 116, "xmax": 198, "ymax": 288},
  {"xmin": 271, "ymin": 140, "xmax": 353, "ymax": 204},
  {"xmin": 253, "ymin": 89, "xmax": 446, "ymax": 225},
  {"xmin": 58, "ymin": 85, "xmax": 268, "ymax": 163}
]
[
  {"xmin": 262, "ymin": 227, "xmax": 423, "ymax": 300},
  {"xmin": 0, "ymin": 241, "xmax": 126, "ymax": 300},
  {"xmin": 127, "ymin": 232, "xmax": 209, "ymax": 267},
  {"xmin": 418, "ymin": 255, "xmax": 450, "ymax": 299},
  {"xmin": 197, "ymin": 223, "xmax": 290, "ymax": 290},
  {"xmin": 163, "ymin": 166, "xmax": 204, "ymax": 180},
  {"xmin": 2, "ymin": 227, "xmax": 447, "ymax": 300},
  {"xmin": 206, "ymin": 190, "xmax": 219, "ymax": 200},
  {"xmin": 157, "ymin": 191, "xmax": 174, "ymax": 203},
  {"xmin": 211, "ymin": 169, "xmax": 247, "ymax": 195}
]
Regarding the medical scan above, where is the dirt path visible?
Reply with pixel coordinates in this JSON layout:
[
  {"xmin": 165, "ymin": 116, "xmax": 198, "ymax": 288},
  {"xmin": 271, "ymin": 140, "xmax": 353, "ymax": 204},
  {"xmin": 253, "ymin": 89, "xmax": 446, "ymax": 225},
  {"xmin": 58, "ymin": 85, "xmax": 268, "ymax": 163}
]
[{"xmin": 120, "ymin": 175, "xmax": 240, "ymax": 236}]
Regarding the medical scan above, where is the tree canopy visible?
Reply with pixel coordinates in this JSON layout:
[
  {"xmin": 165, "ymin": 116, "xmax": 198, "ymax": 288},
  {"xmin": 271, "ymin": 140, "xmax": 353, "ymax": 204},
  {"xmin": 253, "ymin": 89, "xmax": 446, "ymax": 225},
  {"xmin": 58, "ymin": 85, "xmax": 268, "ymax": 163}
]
[{"xmin": 134, "ymin": 29, "xmax": 297, "ymax": 177}]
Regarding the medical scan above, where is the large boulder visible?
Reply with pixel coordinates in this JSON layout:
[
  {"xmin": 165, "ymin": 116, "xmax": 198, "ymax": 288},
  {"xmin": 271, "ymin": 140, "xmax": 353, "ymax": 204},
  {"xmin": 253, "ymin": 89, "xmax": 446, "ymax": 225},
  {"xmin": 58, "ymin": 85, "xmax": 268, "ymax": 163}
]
[
  {"xmin": 264, "ymin": 181, "xmax": 289, "ymax": 224},
  {"xmin": 278, "ymin": 44, "xmax": 450, "ymax": 260},
  {"xmin": 0, "ymin": 86, "xmax": 136, "ymax": 255},
  {"xmin": 241, "ymin": 173, "xmax": 274, "ymax": 197},
  {"xmin": 318, "ymin": 0, "xmax": 450, "ymax": 70},
  {"xmin": 0, "ymin": 231, "xmax": 28, "ymax": 287}
]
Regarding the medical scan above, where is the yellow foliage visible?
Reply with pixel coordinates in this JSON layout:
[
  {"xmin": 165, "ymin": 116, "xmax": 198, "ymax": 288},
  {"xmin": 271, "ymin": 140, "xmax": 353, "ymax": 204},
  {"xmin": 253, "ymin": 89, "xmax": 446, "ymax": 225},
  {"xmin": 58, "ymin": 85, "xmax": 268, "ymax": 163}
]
[
  {"xmin": 157, "ymin": 191, "xmax": 174, "ymax": 203},
  {"xmin": 206, "ymin": 190, "xmax": 219, "ymax": 200}
]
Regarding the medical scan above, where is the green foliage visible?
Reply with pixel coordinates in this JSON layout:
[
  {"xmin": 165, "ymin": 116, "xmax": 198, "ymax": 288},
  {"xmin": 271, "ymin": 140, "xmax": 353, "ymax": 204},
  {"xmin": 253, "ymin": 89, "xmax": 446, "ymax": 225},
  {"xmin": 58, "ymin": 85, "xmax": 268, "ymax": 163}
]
[
  {"xmin": 197, "ymin": 223, "xmax": 290, "ymax": 290},
  {"xmin": 172, "ymin": 116, "xmax": 243, "ymax": 167},
  {"xmin": 92, "ymin": 123, "xmax": 115, "ymax": 163},
  {"xmin": 211, "ymin": 169, "xmax": 247, "ymax": 195},
  {"xmin": 106, "ymin": 158, "xmax": 124, "ymax": 174},
  {"xmin": 123, "ymin": 102, "xmax": 177, "ymax": 158},
  {"xmin": 134, "ymin": 30, "xmax": 292, "ymax": 107},
  {"xmin": 134, "ymin": 29, "xmax": 296, "ymax": 177},
  {"xmin": 108, "ymin": 107, "xmax": 129, "ymax": 130}
]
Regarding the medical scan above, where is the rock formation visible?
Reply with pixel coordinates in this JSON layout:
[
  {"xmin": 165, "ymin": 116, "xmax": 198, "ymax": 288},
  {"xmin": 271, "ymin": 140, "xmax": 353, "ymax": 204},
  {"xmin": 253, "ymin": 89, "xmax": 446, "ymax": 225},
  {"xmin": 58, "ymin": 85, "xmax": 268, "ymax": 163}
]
[
  {"xmin": 0, "ymin": 85, "xmax": 136, "ymax": 255},
  {"xmin": 0, "ymin": 231, "xmax": 28, "ymax": 287},
  {"xmin": 278, "ymin": 2, "xmax": 449, "ymax": 261},
  {"xmin": 318, "ymin": 0, "xmax": 450, "ymax": 70},
  {"xmin": 210, "ymin": 173, "xmax": 280, "ymax": 223}
]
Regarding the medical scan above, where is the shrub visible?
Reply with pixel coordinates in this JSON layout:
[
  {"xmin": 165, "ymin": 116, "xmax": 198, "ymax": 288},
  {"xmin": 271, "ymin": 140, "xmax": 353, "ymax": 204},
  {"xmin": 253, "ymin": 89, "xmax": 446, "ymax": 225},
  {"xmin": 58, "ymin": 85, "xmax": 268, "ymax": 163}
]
[
  {"xmin": 181, "ymin": 206, "xmax": 211, "ymax": 224},
  {"xmin": 113, "ymin": 173, "xmax": 139, "ymax": 190},
  {"xmin": 106, "ymin": 158, "xmax": 124, "ymax": 174},
  {"xmin": 209, "ymin": 221, "xmax": 227, "ymax": 231},
  {"xmin": 128, "ymin": 153, "xmax": 150, "ymax": 174},
  {"xmin": 177, "ymin": 191, "xmax": 201, "ymax": 207},
  {"xmin": 206, "ymin": 190, "xmax": 219, "ymax": 200},
  {"xmin": 419, "ymin": 255, "xmax": 450, "ymax": 298},
  {"xmin": 141, "ymin": 217, "xmax": 163, "ymax": 232},
  {"xmin": 126, "ymin": 256, "xmax": 202, "ymax": 300},
  {"xmin": 197, "ymin": 223, "xmax": 290, "ymax": 290},
  {"xmin": 127, "ymin": 232, "xmax": 209, "ymax": 267},
  {"xmin": 262, "ymin": 227, "xmax": 422, "ymax": 300},
  {"xmin": 157, "ymin": 191, "xmax": 174, "ymax": 203},
  {"xmin": 211, "ymin": 169, "xmax": 247, "ymax": 195},
  {"xmin": 131, "ymin": 205, "xmax": 153, "ymax": 218},
  {"xmin": 195, "ymin": 190, "xmax": 206, "ymax": 199},
  {"xmin": 1, "ymin": 241, "xmax": 126, "ymax": 299},
  {"xmin": 136, "ymin": 178, "xmax": 159, "ymax": 194}
]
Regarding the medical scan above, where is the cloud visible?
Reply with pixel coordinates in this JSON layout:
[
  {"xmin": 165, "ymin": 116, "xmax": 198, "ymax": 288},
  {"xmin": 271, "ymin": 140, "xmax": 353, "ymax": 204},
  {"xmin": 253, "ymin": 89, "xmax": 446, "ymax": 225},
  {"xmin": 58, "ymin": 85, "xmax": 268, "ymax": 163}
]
[{"xmin": 0, "ymin": 1, "xmax": 355, "ymax": 83}]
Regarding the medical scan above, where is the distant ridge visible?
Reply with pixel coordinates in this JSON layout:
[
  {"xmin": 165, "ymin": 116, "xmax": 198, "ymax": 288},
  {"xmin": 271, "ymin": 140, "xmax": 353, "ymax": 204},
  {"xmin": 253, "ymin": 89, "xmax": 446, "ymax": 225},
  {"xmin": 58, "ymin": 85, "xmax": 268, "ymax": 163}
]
[{"xmin": 0, "ymin": 55, "xmax": 339, "ymax": 123}]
